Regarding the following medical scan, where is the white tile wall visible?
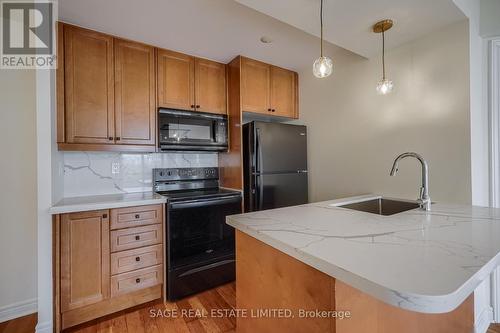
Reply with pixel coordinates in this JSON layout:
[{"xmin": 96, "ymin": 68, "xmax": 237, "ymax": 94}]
[{"xmin": 63, "ymin": 152, "xmax": 218, "ymax": 197}]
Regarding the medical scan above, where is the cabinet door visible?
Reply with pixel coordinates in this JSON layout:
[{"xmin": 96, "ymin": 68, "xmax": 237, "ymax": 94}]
[
  {"xmin": 241, "ymin": 57, "xmax": 271, "ymax": 114},
  {"xmin": 195, "ymin": 58, "xmax": 227, "ymax": 114},
  {"xmin": 114, "ymin": 39, "xmax": 156, "ymax": 145},
  {"xmin": 64, "ymin": 26, "xmax": 114, "ymax": 144},
  {"xmin": 157, "ymin": 49, "xmax": 195, "ymax": 111},
  {"xmin": 270, "ymin": 66, "xmax": 298, "ymax": 119},
  {"xmin": 60, "ymin": 210, "xmax": 110, "ymax": 312}
]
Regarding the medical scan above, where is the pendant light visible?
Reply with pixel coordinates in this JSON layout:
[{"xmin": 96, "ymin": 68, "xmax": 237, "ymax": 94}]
[
  {"xmin": 373, "ymin": 19, "xmax": 394, "ymax": 94},
  {"xmin": 312, "ymin": 0, "xmax": 333, "ymax": 78}
]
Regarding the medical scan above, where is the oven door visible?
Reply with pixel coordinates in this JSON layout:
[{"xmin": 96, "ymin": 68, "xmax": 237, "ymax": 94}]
[
  {"xmin": 158, "ymin": 109, "xmax": 228, "ymax": 151},
  {"xmin": 166, "ymin": 195, "xmax": 241, "ymax": 270}
]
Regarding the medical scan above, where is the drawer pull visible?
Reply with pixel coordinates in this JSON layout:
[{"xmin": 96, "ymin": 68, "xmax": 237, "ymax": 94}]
[
  {"xmin": 103, "ymin": 214, "xmax": 107, "ymax": 219},
  {"xmin": 136, "ymin": 278, "xmax": 141, "ymax": 283},
  {"xmin": 135, "ymin": 235, "xmax": 140, "ymax": 241},
  {"xmin": 135, "ymin": 256, "xmax": 140, "ymax": 262},
  {"xmin": 135, "ymin": 214, "xmax": 140, "ymax": 219}
]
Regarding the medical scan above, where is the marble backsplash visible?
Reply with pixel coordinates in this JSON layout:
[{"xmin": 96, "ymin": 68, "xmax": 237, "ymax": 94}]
[{"xmin": 63, "ymin": 152, "xmax": 218, "ymax": 197}]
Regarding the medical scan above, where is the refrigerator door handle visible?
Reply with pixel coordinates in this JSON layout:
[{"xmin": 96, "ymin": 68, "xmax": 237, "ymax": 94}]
[
  {"xmin": 255, "ymin": 127, "xmax": 262, "ymax": 173},
  {"xmin": 255, "ymin": 127, "xmax": 264, "ymax": 211},
  {"xmin": 258, "ymin": 175, "xmax": 264, "ymax": 210}
]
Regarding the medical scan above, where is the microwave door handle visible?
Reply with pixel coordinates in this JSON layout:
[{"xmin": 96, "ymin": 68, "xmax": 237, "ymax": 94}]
[{"xmin": 212, "ymin": 120, "xmax": 217, "ymax": 143}]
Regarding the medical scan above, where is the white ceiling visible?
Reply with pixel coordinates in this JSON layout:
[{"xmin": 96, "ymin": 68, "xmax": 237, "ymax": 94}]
[
  {"xmin": 59, "ymin": 0, "xmax": 337, "ymax": 71},
  {"xmin": 235, "ymin": 0, "xmax": 466, "ymax": 58},
  {"xmin": 59, "ymin": 0, "xmax": 466, "ymax": 71}
]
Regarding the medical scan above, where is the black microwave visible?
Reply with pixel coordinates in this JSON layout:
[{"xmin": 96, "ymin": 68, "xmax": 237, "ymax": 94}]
[{"xmin": 158, "ymin": 108, "xmax": 228, "ymax": 152}]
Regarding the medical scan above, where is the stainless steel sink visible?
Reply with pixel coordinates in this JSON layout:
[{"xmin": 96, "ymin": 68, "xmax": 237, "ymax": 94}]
[{"xmin": 336, "ymin": 198, "xmax": 420, "ymax": 216}]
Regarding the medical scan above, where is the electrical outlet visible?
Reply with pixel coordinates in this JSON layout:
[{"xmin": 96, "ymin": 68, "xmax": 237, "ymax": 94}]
[{"xmin": 111, "ymin": 162, "xmax": 120, "ymax": 174}]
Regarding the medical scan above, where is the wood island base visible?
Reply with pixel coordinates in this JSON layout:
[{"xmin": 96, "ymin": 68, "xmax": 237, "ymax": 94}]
[{"xmin": 235, "ymin": 231, "xmax": 474, "ymax": 333}]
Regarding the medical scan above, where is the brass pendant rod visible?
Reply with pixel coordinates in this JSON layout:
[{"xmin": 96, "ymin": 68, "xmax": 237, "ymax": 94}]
[
  {"xmin": 382, "ymin": 29, "xmax": 386, "ymax": 80},
  {"xmin": 320, "ymin": 0, "xmax": 323, "ymax": 57}
]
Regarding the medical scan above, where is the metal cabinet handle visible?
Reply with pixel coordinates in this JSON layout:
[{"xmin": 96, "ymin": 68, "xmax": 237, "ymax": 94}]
[
  {"xmin": 196, "ymin": 105, "xmax": 200, "ymax": 108},
  {"xmin": 190, "ymin": 104, "xmax": 195, "ymax": 108},
  {"xmin": 102, "ymin": 214, "xmax": 107, "ymax": 218},
  {"xmin": 135, "ymin": 257, "xmax": 140, "ymax": 262},
  {"xmin": 116, "ymin": 137, "xmax": 121, "ymax": 141},
  {"xmin": 135, "ymin": 235, "xmax": 140, "ymax": 241},
  {"xmin": 135, "ymin": 214, "xmax": 140, "ymax": 219},
  {"xmin": 267, "ymin": 108, "xmax": 271, "ymax": 112},
  {"xmin": 272, "ymin": 109, "xmax": 276, "ymax": 112},
  {"xmin": 135, "ymin": 278, "xmax": 141, "ymax": 283},
  {"xmin": 108, "ymin": 137, "xmax": 113, "ymax": 141}
]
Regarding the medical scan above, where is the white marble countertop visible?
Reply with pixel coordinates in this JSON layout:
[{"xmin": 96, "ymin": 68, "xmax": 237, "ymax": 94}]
[
  {"xmin": 226, "ymin": 194, "xmax": 500, "ymax": 314},
  {"xmin": 50, "ymin": 192, "xmax": 167, "ymax": 214}
]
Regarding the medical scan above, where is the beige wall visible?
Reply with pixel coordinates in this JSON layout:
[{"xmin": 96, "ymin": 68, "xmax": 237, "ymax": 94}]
[
  {"xmin": 299, "ymin": 20, "xmax": 471, "ymax": 204},
  {"xmin": 0, "ymin": 69, "xmax": 37, "ymax": 314}
]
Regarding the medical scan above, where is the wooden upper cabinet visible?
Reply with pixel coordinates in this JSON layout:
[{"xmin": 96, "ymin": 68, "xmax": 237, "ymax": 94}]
[
  {"xmin": 240, "ymin": 57, "xmax": 298, "ymax": 119},
  {"xmin": 64, "ymin": 25, "xmax": 114, "ymax": 144},
  {"xmin": 270, "ymin": 66, "xmax": 297, "ymax": 118},
  {"xmin": 57, "ymin": 23, "xmax": 231, "ymax": 152},
  {"xmin": 157, "ymin": 49, "xmax": 195, "ymax": 111},
  {"xmin": 241, "ymin": 57, "xmax": 270, "ymax": 114},
  {"xmin": 114, "ymin": 39, "xmax": 156, "ymax": 145},
  {"xmin": 195, "ymin": 58, "xmax": 227, "ymax": 114},
  {"xmin": 60, "ymin": 210, "xmax": 110, "ymax": 312}
]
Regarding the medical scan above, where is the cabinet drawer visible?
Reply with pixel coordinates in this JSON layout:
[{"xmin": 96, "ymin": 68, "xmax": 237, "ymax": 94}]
[
  {"xmin": 111, "ymin": 244, "xmax": 163, "ymax": 275},
  {"xmin": 110, "ymin": 224, "xmax": 162, "ymax": 252},
  {"xmin": 110, "ymin": 204, "xmax": 162, "ymax": 230},
  {"xmin": 111, "ymin": 265, "xmax": 163, "ymax": 297}
]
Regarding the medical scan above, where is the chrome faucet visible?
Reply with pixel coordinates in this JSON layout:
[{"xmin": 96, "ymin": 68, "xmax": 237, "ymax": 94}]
[{"xmin": 390, "ymin": 152, "xmax": 431, "ymax": 211}]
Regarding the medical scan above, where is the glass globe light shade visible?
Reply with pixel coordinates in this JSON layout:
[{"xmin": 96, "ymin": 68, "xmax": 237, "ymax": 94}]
[
  {"xmin": 376, "ymin": 79, "xmax": 393, "ymax": 95},
  {"xmin": 312, "ymin": 56, "xmax": 333, "ymax": 78}
]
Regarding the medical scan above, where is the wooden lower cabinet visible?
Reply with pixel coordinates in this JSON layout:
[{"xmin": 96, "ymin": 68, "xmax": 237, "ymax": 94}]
[
  {"xmin": 110, "ymin": 265, "xmax": 163, "ymax": 297},
  {"xmin": 60, "ymin": 210, "xmax": 110, "ymax": 312},
  {"xmin": 55, "ymin": 204, "xmax": 164, "ymax": 331}
]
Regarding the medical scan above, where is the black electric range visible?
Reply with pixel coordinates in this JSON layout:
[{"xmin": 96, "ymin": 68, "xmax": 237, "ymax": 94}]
[{"xmin": 153, "ymin": 167, "xmax": 242, "ymax": 300}]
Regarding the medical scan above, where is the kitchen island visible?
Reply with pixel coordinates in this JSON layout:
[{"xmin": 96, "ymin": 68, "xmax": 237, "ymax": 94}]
[{"xmin": 227, "ymin": 195, "xmax": 500, "ymax": 333}]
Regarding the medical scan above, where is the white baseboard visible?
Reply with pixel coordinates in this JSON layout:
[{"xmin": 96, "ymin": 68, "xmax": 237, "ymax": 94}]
[
  {"xmin": 475, "ymin": 306, "xmax": 494, "ymax": 333},
  {"xmin": 35, "ymin": 320, "xmax": 52, "ymax": 333},
  {"xmin": 0, "ymin": 298, "xmax": 37, "ymax": 323}
]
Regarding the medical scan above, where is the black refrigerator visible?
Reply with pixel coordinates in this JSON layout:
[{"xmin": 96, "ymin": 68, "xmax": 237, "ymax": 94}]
[{"xmin": 243, "ymin": 121, "xmax": 308, "ymax": 212}]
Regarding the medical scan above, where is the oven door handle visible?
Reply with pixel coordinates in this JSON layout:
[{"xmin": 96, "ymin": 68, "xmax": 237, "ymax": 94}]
[
  {"xmin": 168, "ymin": 195, "xmax": 241, "ymax": 210},
  {"xmin": 178, "ymin": 259, "xmax": 235, "ymax": 278}
]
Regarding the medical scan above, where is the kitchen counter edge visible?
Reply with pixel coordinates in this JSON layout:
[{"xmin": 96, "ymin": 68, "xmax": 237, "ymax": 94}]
[{"xmin": 49, "ymin": 192, "xmax": 167, "ymax": 215}]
